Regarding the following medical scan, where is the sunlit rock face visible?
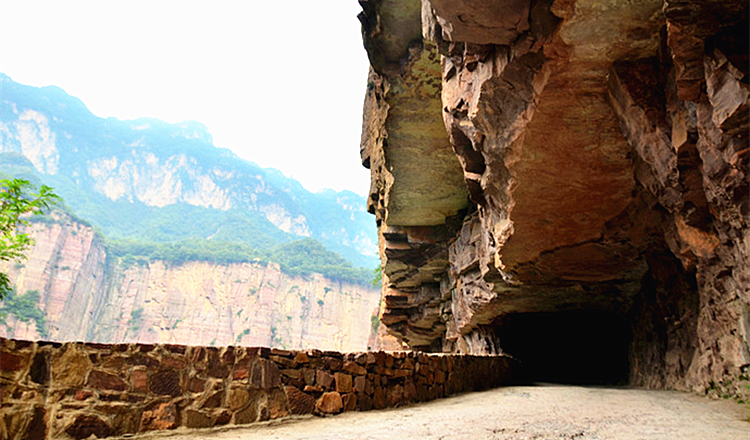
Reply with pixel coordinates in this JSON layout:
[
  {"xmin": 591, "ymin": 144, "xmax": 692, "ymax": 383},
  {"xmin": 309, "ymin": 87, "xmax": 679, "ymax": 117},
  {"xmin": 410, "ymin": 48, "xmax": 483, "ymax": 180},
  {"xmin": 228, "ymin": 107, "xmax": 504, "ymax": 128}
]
[
  {"xmin": 0, "ymin": 216, "xmax": 380, "ymax": 352},
  {"xmin": 360, "ymin": 0, "xmax": 748, "ymax": 391}
]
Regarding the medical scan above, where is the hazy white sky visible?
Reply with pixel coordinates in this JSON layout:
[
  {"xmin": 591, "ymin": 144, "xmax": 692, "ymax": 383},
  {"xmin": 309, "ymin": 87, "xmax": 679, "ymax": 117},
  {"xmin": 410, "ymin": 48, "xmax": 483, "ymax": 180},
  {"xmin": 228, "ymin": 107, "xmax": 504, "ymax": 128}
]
[{"xmin": 0, "ymin": 0, "xmax": 372, "ymax": 196}]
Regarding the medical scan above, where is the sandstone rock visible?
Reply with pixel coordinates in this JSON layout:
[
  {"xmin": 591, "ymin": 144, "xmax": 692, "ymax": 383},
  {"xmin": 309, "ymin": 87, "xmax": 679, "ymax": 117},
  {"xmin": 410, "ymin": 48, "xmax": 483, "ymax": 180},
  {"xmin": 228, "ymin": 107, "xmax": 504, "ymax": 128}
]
[
  {"xmin": 131, "ymin": 368, "xmax": 148, "ymax": 393},
  {"xmin": 87, "ymin": 369, "xmax": 127, "ymax": 391},
  {"xmin": 149, "ymin": 369, "xmax": 181, "ymax": 397},
  {"xmin": 65, "ymin": 415, "xmax": 112, "ymax": 440},
  {"xmin": 184, "ymin": 409, "xmax": 212, "ymax": 429},
  {"xmin": 315, "ymin": 370, "xmax": 334, "ymax": 389},
  {"xmin": 250, "ymin": 359, "xmax": 281, "ymax": 389},
  {"xmin": 51, "ymin": 345, "xmax": 91, "ymax": 388},
  {"xmin": 342, "ymin": 393, "xmax": 358, "ymax": 412},
  {"xmin": 268, "ymin": 388, "xmax": 290, "ymax": 419},
  {"xmin": 234, "ymin": 401, "xmax": 258, "ymax": 425},
  {"xmin": 227, "ymin": 387, "xmax": 250, "ymax": 411},
  {"xmin": 140, "ymin": 402, "xmax": 178, "ymax": 431},
  {"xmin": 0, "ymin": 217, "xmax": 380, "ymax": 353},
  {"xmin": 359, "ymin": 0, "xmax": 749, "ymax": 394},
  {"xmin": 335, "ymin": 372, "xmax": 353, "ymax": 393},
  {"xmin": 285, "ymin": 386, "xmax": 316, "ymax": 415},
  {"xmin": 315, "ymin": 391, "xmax": 343, "ymax": 415}
]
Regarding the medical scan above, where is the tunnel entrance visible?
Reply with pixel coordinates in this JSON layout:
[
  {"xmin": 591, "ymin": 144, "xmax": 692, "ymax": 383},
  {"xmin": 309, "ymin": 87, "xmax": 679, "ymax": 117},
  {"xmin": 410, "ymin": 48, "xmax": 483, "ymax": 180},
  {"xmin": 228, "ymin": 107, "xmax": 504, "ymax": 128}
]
[{"xmin": 493, "ymin": 310, "xmax": 631, "ymax": 385}]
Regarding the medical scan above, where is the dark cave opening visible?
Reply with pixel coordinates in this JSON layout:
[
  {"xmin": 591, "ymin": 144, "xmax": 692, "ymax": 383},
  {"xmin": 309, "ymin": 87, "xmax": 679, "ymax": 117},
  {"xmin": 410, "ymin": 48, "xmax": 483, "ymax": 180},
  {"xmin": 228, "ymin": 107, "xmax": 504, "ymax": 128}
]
[{"xmin": 494, "ymin": 310, "xmax": 632, "ymax": 385}]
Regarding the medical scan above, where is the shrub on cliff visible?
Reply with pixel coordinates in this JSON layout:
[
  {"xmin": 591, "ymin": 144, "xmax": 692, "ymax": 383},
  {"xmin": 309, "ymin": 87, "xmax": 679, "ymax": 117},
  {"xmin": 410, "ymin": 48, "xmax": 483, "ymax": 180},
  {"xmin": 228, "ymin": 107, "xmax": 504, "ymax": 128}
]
[{"xmin": 0, "ymin": 178, "xmax": 59, "ymax": 299}]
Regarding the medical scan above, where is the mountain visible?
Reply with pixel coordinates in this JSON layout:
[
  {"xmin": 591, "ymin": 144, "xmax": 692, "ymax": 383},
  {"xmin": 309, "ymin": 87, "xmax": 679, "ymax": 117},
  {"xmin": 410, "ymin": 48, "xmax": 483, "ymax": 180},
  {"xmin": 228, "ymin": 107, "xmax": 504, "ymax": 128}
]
[{"xmin": 0, "ymin": 73, "xmax": 378, "ymax": 270}]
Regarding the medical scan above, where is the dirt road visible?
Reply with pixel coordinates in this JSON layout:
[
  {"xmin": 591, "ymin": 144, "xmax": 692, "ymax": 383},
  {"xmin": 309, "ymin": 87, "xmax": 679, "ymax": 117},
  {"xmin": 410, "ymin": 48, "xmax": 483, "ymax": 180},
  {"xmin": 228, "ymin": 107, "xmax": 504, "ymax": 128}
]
[{"xmin": 119, "ymin": 384, "xmax": 749, "ymax": 440}]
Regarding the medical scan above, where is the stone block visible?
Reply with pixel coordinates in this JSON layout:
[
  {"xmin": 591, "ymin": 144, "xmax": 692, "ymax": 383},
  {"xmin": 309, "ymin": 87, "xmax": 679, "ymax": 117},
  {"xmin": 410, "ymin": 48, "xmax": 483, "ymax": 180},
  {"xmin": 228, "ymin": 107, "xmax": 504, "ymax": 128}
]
[
  {"xmin": 316, "ymin": 370, "xmax": 334, "ymax": 389},
  {"xmin": 131, "ymin": 368, "xmax": 148, "ymax": 393},
  {"xmin": 52, "ymin": 345, "xmax": 91, "ymax": 388},
  {"xmin": 233, "ymin": 357, "xmax": 251, "ymax": 380},
  {"xmin": 269, "ymin": 388, "xmax": 290, "ymax": 419},
  {"xmin": 250, "ymin": 359, "xmax": 281, "ymax": 389},
  {"xmin": 335, "ymin": 373, "xmax": 353, "ymax": 393},
  {"xmin": 149, "ymin": 369, "xmax": 181, "ymax": 397},
  {"xmin": 285, "ymin": 386, "xmax": 316, "ymax": 415},
  {"xmin": 315, "ymin": 392, "xmax": 343, "ymax": 414},
  {"xmin": 304, "ymin": 385, "xmax": 324, "ymax": 393},
  {"xmin": 355, "ymin": 353, "xmax": 368, "ymax": 365},
  {"xmin": 387, "ymin": 384, "xmax": 405, "ymax": 406},
  {"xmin": 270, "ymin": 348, "xmax": 293, "ymax": 357},
  {"xmin": 65, "ymin": 415, "xmax": 112, "ymax": 440},
  {"xmin": 187, "ymin": 376, "xmax": 207, "ymax": 393},
  {"xmin": 140, "ymin": 402, "xmax": 178, "ymax": 431},
  {"xmin": 281, "ymin": 369, "xmax": 303, "ymax": 380},
  {"xmin": 207, "ymin": 349, "xmax": 229, "ymax": 378},
  {"xmin": 184, "ymin": 409, "xmax": 212, "ymax": 429},
  {"xmin": 359, "ymin": 393, "xmax": 373, "ymax": 411},
  {"xmin": 302, "ymin": 368, "xmax": 316, "ymax": 385},
  {"xmin": 162, "ymin": 355, "xmax": 187, "ymax": 370},
  {"xmin": 342, "ymin": 393, "xmax": 358, "ymax": 412},
  {"xmin": 29, "ymin": 352, "xmax": 49, "ymax": 385},
  {"xmin": 87, "ymin": 369, "xmax": 127, "ymax": 391},
  {"xmin": 201, "ymin": 390, "xmax": 224, "ymax": 409},
  {"xmin": 394, "ymin": 369, "xmax": 412, "ymax": 378},
  {"xmin": 354, "ymin": 375, "xmax": 367, "ymax": 393},
  {"xmin": 270, "ymin": 355, "xmax": 296, "ymax": 368},
  {"xmin": 215, "ymin": 410, "xmax": 232, "ymax": 426},
  {"xmin": 227, "ymin": 387, "xmax": 250, "ymax": 411},
  {"xmin": 21, "ymin": 406, "xmax": 46, "ymax": 440},
  {"xmin": 234, "ymin": 400, "xmax": 258, "ymax": 425},
  {"xmin": 373, "ymin": 387, "xmax": 387, "ymax": 409},
  {"xmin": 324, "ymin": 357, "xmax": 343, "ymax": 371},
  {"xmin": 74, "ymin": 390, "xmax": 94, "ymax": 401},
  {"xmin": 294, "ymin": 352, "xmax": 310, "ymax": 364}
]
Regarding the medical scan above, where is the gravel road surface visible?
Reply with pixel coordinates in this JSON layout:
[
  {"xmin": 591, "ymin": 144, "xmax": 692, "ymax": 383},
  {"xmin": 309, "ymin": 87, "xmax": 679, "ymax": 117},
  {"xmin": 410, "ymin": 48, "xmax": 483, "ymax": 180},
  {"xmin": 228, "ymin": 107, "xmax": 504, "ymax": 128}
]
[{"xmin": 117, "ymin": 384, "xmax": 749, "ymax": 440}]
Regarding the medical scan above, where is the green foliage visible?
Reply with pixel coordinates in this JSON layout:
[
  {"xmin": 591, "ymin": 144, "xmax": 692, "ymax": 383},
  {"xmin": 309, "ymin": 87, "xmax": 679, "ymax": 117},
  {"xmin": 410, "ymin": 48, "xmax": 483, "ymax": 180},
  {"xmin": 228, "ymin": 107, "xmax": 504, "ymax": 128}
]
[
  {"xmin": 0, "ymin": 179, "xmax": 59, "ymax": 299},
  {"xmin": 372, "ymin": 263, "xmax": 382, "ymax": 289},
  {"xmin": 0, "ymin": 289, "xmax": 48, "ymax": 338},
  {"xmin": 128, "ymin": 307, "xmax": 144, "ymax": 332},
  {"xmin": 370, "ymin": 313, "xmax": 380, "ymax": 336},
  {"xmin": 235, "ymin": 328, "xmax": 250, "ymax": 345}
]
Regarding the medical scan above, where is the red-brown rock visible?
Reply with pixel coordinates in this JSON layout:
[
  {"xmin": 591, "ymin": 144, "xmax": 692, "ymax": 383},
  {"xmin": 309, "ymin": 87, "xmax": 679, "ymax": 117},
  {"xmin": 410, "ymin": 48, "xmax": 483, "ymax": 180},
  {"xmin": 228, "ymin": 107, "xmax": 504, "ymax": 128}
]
[
  {"xmin": 315, "ymin": 391, "xmax": 343, "ymax": 415},
  {"xmin": 140, "ymin": 402, "xmax": 178, "ymax": 431},
  {"xmin": 285, "ymin": 386, "xmax": 316, "ymax": 415},
  {"xmin": 65, "ymin": 415, "xmax": 112, "ymax": 440},
  {"xmin": 87, "ymin": 369, "xmax": 127, "ymax": 391}
]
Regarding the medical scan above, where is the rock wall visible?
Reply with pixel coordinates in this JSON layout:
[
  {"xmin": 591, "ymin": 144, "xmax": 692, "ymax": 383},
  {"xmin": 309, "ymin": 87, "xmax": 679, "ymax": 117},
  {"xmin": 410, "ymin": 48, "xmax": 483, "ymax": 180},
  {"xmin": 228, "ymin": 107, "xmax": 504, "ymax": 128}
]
[
  {"xmin": 0, "ymin": 337, "xmax": 518, "ymax": 440},
  {"xmin": 0, "ymin": 216, "xmax": 380, "ymax": 352},
  {"xmin": 359, "ymin": 0, "xmax": 749, "ymax": 392}
]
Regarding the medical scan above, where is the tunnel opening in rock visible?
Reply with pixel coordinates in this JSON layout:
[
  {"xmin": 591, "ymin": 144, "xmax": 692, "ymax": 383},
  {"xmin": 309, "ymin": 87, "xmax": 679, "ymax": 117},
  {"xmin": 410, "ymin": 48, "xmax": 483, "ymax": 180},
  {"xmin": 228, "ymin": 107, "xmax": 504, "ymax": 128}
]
[{"xmin": 494, "ymin": 310, "xmax": 632, "ymax": 385}]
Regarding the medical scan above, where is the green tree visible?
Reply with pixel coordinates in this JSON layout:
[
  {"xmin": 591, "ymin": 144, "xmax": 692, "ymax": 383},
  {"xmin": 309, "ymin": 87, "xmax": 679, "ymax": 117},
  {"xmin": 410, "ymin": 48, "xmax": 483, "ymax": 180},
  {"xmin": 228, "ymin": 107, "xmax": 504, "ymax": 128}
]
[{"xmin": 0, "ymin": 179, "xmax": 59, "ymax": 299}]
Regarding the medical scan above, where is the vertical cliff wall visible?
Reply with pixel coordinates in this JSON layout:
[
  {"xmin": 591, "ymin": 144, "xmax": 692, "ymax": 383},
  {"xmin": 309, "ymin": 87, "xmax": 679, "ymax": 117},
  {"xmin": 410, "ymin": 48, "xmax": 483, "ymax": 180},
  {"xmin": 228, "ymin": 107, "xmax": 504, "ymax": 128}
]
[
  {"xmin": 359, "ymin": 0, "xmax": 748, "ymax": 393},
  {"xmin": 0, "ymin": 216, "xmax": 380, "ymax": 352}
]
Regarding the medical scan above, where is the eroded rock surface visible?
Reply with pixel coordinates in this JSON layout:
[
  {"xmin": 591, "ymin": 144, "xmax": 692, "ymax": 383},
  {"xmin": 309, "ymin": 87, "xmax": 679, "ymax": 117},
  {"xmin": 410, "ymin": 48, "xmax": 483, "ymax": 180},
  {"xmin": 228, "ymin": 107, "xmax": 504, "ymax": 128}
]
[{"xmin": 360, "ymin": 0, "xmax": 749, "ymax": 393}]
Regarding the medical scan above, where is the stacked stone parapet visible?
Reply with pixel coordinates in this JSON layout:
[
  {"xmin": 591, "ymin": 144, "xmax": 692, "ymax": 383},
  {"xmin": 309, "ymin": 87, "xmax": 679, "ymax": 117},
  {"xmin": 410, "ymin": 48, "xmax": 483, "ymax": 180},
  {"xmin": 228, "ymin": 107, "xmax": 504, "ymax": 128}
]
[{"xmin": 0, "ymin": 338, "xmax": 518, "ymax": 439}]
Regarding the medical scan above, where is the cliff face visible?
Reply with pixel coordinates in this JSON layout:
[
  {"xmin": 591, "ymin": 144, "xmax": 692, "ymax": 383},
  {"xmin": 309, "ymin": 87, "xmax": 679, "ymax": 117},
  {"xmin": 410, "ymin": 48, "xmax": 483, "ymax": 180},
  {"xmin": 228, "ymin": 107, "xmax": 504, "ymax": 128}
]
[
  {"xmin": 0, "ymin": 218, "xmax": 380, "ymax": 352},
  {"xmin": 360, "ymin": 0, "xmax": 748, "ymax": 391}
]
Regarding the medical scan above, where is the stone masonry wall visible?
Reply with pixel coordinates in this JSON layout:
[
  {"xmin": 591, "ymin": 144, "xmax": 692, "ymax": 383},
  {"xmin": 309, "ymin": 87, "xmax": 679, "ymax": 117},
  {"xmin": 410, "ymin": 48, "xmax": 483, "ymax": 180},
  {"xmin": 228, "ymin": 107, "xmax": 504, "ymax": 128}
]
[{"xmin": 0, "ymin": 338, "xmax": 518, "ymax": 439}]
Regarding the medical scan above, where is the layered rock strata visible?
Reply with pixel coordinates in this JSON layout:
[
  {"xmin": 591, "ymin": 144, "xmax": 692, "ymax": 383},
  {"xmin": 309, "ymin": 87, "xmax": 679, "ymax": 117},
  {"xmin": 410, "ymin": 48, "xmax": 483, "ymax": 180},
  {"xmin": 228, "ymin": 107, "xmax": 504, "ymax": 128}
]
[
  {"xmin": 0, "ymin": 338, "xmax": 517, "ymax": 439},
  {"xmin": 360, "ymin": 0, "xmax": 749, "ymax": 392}
]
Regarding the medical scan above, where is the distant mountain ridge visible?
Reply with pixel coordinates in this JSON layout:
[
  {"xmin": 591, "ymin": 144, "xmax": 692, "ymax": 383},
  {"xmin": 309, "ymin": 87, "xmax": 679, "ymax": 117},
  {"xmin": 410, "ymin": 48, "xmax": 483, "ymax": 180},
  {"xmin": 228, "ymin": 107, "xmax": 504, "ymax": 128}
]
[{"xmin": 0, "ymin": 73, "xmax": 378, "ymax": 270}]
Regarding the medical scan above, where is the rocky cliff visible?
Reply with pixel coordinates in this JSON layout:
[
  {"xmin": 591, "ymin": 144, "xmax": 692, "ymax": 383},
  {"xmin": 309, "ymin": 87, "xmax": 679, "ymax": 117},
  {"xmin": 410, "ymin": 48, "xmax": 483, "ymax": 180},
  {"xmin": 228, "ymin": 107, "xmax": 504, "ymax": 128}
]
[
  {"xmin": 360, "ymin": 0, "xmax": 748, "ymax": 392},
  {"xmin": 0, "ymin": 216, "xmax": 380, "ymax": 352}
]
